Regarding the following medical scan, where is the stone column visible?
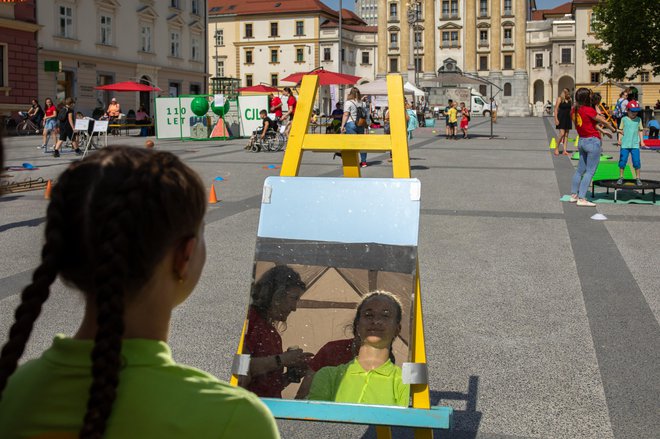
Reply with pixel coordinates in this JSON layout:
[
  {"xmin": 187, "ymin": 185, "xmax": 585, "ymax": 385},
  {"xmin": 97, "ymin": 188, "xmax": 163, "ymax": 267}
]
[
  {"xmin": 464, "ymin": 0, "xmax": 476, "ymax": 73},
  {"xmin": 423, "ymin": 0, "xmax": 435, "ymax": 76},
  {"xmin": 515, "ymin": 0, "xmax": 526, "ymax": 71},
  {"xmin": 377, "ymin": 0, "xmax": 387, "ymax": 77},
  {"xmin": 490, "ymin": 0, "xmax": 501, "ymax": 71}
]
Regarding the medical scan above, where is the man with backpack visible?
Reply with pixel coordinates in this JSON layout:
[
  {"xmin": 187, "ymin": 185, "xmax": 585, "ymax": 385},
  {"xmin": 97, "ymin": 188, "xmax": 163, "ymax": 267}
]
[
  {"xmin": 52, "ymin": 97, "xmax": 82, "ymax": 157},
  {"xmin": 613, "ymin": 90, "xmax": 629, "ymax": 142},
  {"xmin": 341, "ymin": 87, "xmax": 368, "ymax": 167}
]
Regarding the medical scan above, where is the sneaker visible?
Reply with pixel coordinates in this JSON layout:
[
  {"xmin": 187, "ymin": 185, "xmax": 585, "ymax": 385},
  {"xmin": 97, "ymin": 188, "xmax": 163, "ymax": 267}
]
[
  {"xmin": 636, "ymin": 178, "xmax": 643, "ymax": 186},
  {"xmin": 53, "ymin": 150, "xmax": 60, "ymax": 158},
  {"xmin": 37, "ymin": 145, "xmax": 45, "ymax": 149},
  {"xmin": 568, "ymin": 194, "xmax": 578, "ymax": 203},
  {"xmin": 577, "ymin": 199, "xmax": 596, "ymax": 207},
  {"xmin": 616, "ymin": 178, "xmax": 624, "ymax": 185},
  {"xmin": 74, "ymin": 148, "xmax": 83, "ymax": 155},
  {"xmin": 360, "ymin": 161, "xmax": 367, "ymax": 168}
]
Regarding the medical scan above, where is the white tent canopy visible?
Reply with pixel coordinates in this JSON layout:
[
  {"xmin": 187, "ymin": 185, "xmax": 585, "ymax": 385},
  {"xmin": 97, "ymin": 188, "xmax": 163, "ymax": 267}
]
[
  {"xmin": 404, "ymin": 81, "xmax": 425, "ymax": 97},
  {"xmin": 351, "ymin": 79, "xmax": 415, "ymax": 97}
]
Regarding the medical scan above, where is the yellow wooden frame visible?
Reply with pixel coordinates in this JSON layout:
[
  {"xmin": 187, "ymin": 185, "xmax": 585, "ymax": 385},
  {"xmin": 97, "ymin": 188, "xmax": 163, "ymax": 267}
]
[{"xmin": 231, "ymin": 74, "xmax": 433, "ymax": 438}]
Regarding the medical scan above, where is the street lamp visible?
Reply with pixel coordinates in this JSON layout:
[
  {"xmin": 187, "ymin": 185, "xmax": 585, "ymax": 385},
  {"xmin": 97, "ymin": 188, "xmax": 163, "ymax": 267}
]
[{"xmin": 406, "ymin": 0, "xmax": 422, "ymax": 88}]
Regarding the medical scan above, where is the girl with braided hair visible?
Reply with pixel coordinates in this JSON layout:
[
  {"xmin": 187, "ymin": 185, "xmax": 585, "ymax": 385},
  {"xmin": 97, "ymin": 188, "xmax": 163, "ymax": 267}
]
[{"xmin": 0, "ymin": 146, "xmax": 279, "ymax": 438}]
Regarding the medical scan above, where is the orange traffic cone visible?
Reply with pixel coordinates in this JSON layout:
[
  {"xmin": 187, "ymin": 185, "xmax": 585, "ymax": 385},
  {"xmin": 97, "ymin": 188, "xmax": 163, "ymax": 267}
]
[
  {"xmin": 44, "ymin": 179, "xmax": 52, "ymax": 200},
  {"xmin": 208, "ymin": 184, "xmax": 218, "ymax": 204}
]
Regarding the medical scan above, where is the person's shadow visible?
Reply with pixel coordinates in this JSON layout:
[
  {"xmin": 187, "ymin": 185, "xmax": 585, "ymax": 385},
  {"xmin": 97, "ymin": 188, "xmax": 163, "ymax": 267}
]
[{"xmin": 361, "ymin": 376, "xmax": 482, "ymax": 439}]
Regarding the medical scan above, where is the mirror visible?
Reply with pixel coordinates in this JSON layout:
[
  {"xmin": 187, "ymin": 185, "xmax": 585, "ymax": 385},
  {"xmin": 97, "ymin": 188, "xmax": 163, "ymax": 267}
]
[{"xmin": 238, "ymin": 177, "xmax": 421, "ymax": 408}]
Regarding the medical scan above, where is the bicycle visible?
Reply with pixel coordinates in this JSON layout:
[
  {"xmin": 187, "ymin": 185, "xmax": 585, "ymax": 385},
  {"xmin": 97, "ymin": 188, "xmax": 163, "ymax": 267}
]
[{"xmin": 16, "ymin": 114, "xmax": 41, "ymax": 136}]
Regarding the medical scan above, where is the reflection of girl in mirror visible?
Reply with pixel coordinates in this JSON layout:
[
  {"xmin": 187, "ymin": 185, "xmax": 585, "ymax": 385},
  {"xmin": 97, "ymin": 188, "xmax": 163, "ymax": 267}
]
[
  {"xmin": 242, "ymin": 265, "xmax": 313, "ymax": 398},
  {"xmin": 0, "ymin": 147, "xmax": 278, "ymax": 438},
  {"xmin": 307, "ymin": 291, "xmax": 410, "ymax": 407}
]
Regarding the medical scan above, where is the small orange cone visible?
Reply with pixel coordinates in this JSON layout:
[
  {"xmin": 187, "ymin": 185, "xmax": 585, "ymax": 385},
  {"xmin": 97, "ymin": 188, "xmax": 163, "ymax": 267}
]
[
  {"xmin": 208, "ymin": 184, "xmax": 218, "ymax": 204},
  {"xmin": 44, "ymin": 180, "xmax": 52, "ymax": 200}
]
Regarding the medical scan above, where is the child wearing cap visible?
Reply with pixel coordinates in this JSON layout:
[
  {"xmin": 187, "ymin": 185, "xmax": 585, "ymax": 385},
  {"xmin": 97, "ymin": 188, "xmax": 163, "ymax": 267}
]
[{"xmin": 617, "ymin": 100, "xmax": 645, "ymax": 185}]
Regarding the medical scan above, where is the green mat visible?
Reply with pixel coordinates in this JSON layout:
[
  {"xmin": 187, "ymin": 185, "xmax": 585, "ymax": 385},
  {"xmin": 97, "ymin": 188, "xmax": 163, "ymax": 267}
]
[
  {"xmin": 560, "ymin": 193, "xmax": 658, "ymax": 205},
  {"xmin": 571, "ymin": 152, "xmax": 613, "ymax": 161},
  {"xmin": 591, "ymin": 161, "xmax": 634, "ymax": 181}
]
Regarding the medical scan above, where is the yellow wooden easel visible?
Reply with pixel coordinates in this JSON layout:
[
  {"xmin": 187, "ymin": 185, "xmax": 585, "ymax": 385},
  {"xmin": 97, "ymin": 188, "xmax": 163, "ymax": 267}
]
[{"xmin": 232, "ymin": 74, "xmax": 435, "ymax": 438}]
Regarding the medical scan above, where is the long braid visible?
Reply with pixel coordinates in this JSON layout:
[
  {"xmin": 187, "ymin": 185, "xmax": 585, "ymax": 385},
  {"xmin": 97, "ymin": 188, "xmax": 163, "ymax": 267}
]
[{"xmin": 0, "ymin": 175, "xmax": 68, "ymax": 397}]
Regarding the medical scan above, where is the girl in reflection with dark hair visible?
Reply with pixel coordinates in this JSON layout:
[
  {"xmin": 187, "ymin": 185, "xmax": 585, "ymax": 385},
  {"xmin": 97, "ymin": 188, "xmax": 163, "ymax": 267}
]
[
  {"xmin": 242, "ymin": 265, "xmax": 313, "ymax": 398},
  {"xmin": 307, "ymin": 291, "xmax": 409, "ymax": 407}
]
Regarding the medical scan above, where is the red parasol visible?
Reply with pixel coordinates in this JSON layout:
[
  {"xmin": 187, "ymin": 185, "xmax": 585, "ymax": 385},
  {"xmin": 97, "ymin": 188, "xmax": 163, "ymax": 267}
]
[
  {"xmin": 94, "ymin": 81, "xmax": 161, "ymax": 92},
  {"xmin": 238, "ymin": 84, "xmax": 280, "ymax": 93},
  {"xmin": 282, "ymin": 68, "xmax": 361, "ymax": 86}
]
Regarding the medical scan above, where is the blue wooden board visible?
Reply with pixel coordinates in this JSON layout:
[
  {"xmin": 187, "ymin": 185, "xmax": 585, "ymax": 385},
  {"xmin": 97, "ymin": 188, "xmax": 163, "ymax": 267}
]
[{"xmin": 262, "ymin": 398, "xmax": 452, "ymax": 429}]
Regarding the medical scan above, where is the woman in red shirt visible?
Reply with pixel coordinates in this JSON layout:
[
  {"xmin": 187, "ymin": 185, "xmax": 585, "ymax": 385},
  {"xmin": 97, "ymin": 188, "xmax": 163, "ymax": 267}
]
[
  {"xmin": 281, "ymin": 87, "xmax": 297, "ymax": 137},
  {"xmin": 41, "ymin": 97, "xmax": 57, "ymax": 150},
  {"xmin": 569, "ymin": 88, "xmax": 616, "ymax": 206}
]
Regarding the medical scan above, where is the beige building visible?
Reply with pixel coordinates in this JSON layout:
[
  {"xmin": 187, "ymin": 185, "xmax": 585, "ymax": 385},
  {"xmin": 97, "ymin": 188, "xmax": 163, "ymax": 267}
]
[
  {"xmin": 378, "ymin": 0, "xmax": 530, "ymax": 115},
  {"xmin": 572, "ymin": 0, "xmax": 658, "ymax": 108},
  {"xmin": 37, "ymin": 0, "xmax": 208, "ymax": 116}
]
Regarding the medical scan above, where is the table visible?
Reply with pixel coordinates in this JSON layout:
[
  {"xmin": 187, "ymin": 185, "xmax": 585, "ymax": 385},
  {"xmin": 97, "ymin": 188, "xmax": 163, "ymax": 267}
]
[{"xmin": 593, "ymin": 179, "xmax": 660, "ymax": 203}]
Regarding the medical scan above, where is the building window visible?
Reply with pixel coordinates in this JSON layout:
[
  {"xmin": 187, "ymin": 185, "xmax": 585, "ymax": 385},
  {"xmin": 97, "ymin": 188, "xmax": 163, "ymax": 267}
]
[
  {"xmin": 270, "ymin": 49, "xmax": 278, "ymax": 63},
  {"xmin": 450, "ymin": 31, "xmax": 458, "ymax": 47},
  {"xmin": 170, "ymin": 31, "xmax": 180, "ymax": 57},
  {"xmin": 479, "ymin": 0, "xmax": 488, "ymax": 17},
  {"xmin": 389, "ymin": 32, "xmax": 398, "ymax": 48},
  {"xmin": 170, "ymin": 0, "xmax": 180, "ymax": 8},
  {"xmin": 216, "ymin": 60, "xmax": 224, "ymax": 76},
  {"xmin": 245, "ymin": 49, "xmax": 253, "ymax": 64},
  {"xmin": 323, "ymin": 47, "xmax": 331, "ymax": 61},
  {"xmin": 503, "ymin": 28, "xmax": 513, "ymax": 45},
  {"xmin": 191, "ymin": 0, "xmax": 200, "ymax": 15},
  {"xmin": 504, "ymin": 0, "xmax": 512, "ymax": 15},
  {"xmin": 361, "ymin": 51, "xmax": 370, "ymax": 64},
  {"xmin": 442, "ymin": 31, "xmax": 458, "ymax": 47},
  {"xmin": 191, "ymin": 37, "xmax": 200, "ymax": 61},
  {"xmin": 341, "ymin": 48, "xmax": 345, "ymax": 62},
  {"xmin": 271, "ymin": 74, "xmax": 278, "ymax": 86},
  {"xmin": 296, "ymin": 48, "xmax": 304, "ymax": 62},
  {"xmin": 245, "ymin": 74, "xmax": 253, "ymax": 86},
  {"xmin": 479, "ymin": 55, "xmax": 488, "ymax": 71},
  {"xmin": 504, "ymin": 54, "xmax": 512, "ymax": 70},
  {"xmin": 59, "ymin": 6, "xmax": 73, "ymax": 38},
  {"xmin": 245, "ymin": 23, "xmax": 253, "ymax": 38},
  {"xmin": 442, "ymin": 32, "xmax": 450, "ymax": 47},
  {"xmin": 450, "ymin": 0, "xmax": 458, "ymax": 17},
  {"xmin": 389, "ymin": 3, "xmax": 397, "ymax": 19},
  {"xmin": 414, "ymin": 57, "xmax": 422, "ymax": 72},
  {"xmin": 414, "ymin": 31, "xmax": 423, "ymax": 46},
  {"xmin": 479, "ymin": 84, "xmax": 487, "ymax": 96},
  {"xmin": 0, "ymin": 45, "xmax": 6, "ymax": 87},
  {"xmin": 100, "ymin": 15, "xmax": 112, "ymax": 45},
  {"xmin": 215, "ymin": 29, "xmax": 224, "ymax": 46},
  {"xmin": 270, "ymin": 22, "xmax": 278, "ymax": 37},
  {"xmin": 535, "ymin": 53, "xmax": 543, "ymax": 68},
  {"xmin": 479, "ymin": 30, "xmax": 488, "ymax": 46},
  {"xmin": 442, "ymin": 0, "xmax": 449, "ymax": 18},
  {"xmin": 140, "ymin": 26, "xmax": 152, "ymax": 52},
  {"xmin": 296, "ymin": 21, "xmax": 304, "ymax": 36},
  {"xmin": 640, "ymin": 71, "xmax": 650, "ymax": 82},
  {"xmin": 561, "ymin": 47, "xmax": 572, "ymax": 64},
  {"xmin": 389, "ymin": 57, "xmax": 398, "ymax": 73},
  {"xmin": 590, "ymin": 72, "xmax": 600, "ymax": 83},
  {"xmin": 190, "ymin": 83, "xmax": 201, "ymax": 94},
  {"xmin": 504, "ymin": 82, "xmax": 512, "ymax": 96}
]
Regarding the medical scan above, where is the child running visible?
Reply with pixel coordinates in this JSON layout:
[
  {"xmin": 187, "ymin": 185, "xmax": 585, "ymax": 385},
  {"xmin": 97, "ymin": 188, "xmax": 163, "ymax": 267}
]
[
  {"xmin": 569, "ymin": 88, "xmax": 617, "ymax": 206},
  {"xmin": 617, "ymin": 100, "xmax": 645, "ymax": 185},
  {"xmin": 0, "ymin": 147, "xmax": 279, "ymax": 438}
]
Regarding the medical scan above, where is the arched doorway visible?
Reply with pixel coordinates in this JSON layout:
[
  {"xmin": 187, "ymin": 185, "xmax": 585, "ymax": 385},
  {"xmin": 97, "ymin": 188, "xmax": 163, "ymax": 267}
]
[
  {"xmin": 533, "ymin": 80, "xmax": 544, "ymax": 104},
  {"xmin": 557, "ymin": 76, "xmax": 574, "ymax": 96},
  {"xmin": 139, "ymin": 75, "xmax": 153, "ymax": 116}
]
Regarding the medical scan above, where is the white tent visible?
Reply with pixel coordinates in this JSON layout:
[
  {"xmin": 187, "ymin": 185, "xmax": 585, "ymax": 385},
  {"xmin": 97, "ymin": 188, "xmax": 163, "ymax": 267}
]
[
  {"xmin": 404, "ymin": 81, "xmax": 425, "ymax": 98},
  {"xmin": 352, "ymin": 79, "xmax": 415, "ymax": 97}
]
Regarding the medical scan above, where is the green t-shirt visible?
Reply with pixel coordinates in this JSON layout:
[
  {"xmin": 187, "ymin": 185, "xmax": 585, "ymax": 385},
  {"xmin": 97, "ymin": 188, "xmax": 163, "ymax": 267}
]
[
  {"xmin": 307, "ymin": 358, "xmax": 410, "ymax": 407},
  {"xmin": 620, "ymin": 115, "xmax": 643, "ymax": 149},
  {"xmin": 0, "ymin": 335, "xmax": 280, "ymax": 439}
]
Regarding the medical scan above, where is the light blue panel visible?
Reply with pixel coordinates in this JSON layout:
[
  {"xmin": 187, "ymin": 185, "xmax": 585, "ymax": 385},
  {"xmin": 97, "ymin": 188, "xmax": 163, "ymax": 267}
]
[
  {"xmin": 262, "ymin": 398, "xmax": 452, "ymax": 429},
  {"xmin": 258, "ymin": 177, "xmax": 421, "ymax": 246}
]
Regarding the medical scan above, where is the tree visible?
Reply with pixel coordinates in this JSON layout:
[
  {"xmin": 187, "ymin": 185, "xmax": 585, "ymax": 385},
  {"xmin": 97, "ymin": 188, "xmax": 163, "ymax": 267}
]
[{"xmin": 585, "ymin": 0, "xmax": 660, "ymax": 79}]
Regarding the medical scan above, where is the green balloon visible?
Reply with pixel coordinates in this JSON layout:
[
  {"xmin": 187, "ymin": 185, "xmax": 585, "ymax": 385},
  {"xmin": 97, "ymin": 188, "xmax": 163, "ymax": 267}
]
[
  {"xmin": 211, "ymin": 100, "xmax": 230, "ymax": 116},
  {"xmin": 190, "ymin": 97, "xmax": 209, "ymax": 116}
]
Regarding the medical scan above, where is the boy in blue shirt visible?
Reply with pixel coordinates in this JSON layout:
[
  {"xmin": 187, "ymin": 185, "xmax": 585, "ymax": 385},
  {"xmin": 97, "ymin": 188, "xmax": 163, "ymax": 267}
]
[{"xmin": 617, "ymin": 100, "xmax": 645, "ymax": 185}]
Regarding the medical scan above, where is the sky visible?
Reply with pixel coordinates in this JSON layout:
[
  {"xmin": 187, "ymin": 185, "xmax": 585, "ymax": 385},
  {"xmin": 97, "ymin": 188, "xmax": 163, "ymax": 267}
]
[{"xmin": 321, "ymin": 0, "xmax": 569, "ymax": 13}]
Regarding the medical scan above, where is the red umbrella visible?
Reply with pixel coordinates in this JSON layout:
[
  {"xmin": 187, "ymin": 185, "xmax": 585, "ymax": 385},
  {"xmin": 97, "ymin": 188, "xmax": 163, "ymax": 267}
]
[
  {"xmin": 94, "ymin": 81, "xmax": 161, "ymax": 92},
  {"xmin": 238, "ymin": 84, "xmax": 279, "ymax": 93},
  {"xmin": 282, "ymin": 68, "xmax": 361, "ymax": 86}
]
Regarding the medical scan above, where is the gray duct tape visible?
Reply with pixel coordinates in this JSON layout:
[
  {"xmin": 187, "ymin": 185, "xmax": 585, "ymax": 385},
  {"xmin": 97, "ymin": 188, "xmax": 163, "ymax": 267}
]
[
  {"xmin": 402, "ymin": 362, "xmax": 428, "ymax": 384},
  {"xmin": 232, "ymin": 354, "xmax": 251, "ymax": 376}
]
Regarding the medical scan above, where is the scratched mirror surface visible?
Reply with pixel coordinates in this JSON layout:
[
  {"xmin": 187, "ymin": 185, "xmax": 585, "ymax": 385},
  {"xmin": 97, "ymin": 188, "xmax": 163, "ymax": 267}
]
[{"xmin": 238, "ymin": 177, "xmax": 421, "ymax": 407}]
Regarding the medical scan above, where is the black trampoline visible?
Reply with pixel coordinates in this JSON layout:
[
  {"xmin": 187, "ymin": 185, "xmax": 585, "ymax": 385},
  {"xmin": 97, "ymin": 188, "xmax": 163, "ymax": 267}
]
[{"xmin": 593, "ymin": 179, "xmax": 660, "ymax": 203}]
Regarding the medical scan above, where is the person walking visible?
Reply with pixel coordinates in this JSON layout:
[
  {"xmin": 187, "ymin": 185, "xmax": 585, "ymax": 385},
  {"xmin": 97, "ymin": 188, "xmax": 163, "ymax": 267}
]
[
  {"xmin": 569, "ymin": 88, "xmax": 617, "ymax": 206},
  {"xmin": 554, "ymin": 88, "xmax": 572, "ymax": 156},
  {"xmin": 341, "ymin": 87, "xmax": 368, "ymax": 167},
  {"xmin": 40, "ymin": 97, "xmax": 57, "ymax": 151},
  {"xmin": 281, "ymin": 87, "xmax": 297, "ymax": 138},
  {"xmin": 52, "ymin": 97, "xmax": 82, "ymax": 157}
]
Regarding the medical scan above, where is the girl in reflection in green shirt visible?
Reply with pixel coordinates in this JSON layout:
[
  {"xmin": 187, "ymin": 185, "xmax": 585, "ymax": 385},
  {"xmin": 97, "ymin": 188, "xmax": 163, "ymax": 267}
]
[{"xmin": 308, "ymin": 291, "xmax": 410, "ymax": 407}]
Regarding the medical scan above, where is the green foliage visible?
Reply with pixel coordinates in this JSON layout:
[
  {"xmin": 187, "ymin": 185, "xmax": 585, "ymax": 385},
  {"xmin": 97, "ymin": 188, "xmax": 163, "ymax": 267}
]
[{"xmin": 586, "ymin": 0, "xmax": 660, "ymax": 79}]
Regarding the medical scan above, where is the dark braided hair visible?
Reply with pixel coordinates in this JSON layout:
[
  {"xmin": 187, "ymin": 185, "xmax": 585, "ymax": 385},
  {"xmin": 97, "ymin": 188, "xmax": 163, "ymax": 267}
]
[
  {"xmin": 0, "ymin": 146, "xmax": 206, "ymax": 438},
  {"xmin": 352, "ymin": 290, "xmax": 403, "ymax": 364}
]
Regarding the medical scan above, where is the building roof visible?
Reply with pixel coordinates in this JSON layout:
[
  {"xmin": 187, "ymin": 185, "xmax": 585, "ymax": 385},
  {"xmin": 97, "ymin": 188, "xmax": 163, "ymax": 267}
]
[
  {"xmin": 531, "ymin": 1, "xmax": 572, "ymax": 20},
  {"xmin": 320, "ymin": 20, "xmax": 377, "ymax": 32},
  {"xmin": 208, "ymin": 0, "xmax": 355, "ymax": 21}
]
